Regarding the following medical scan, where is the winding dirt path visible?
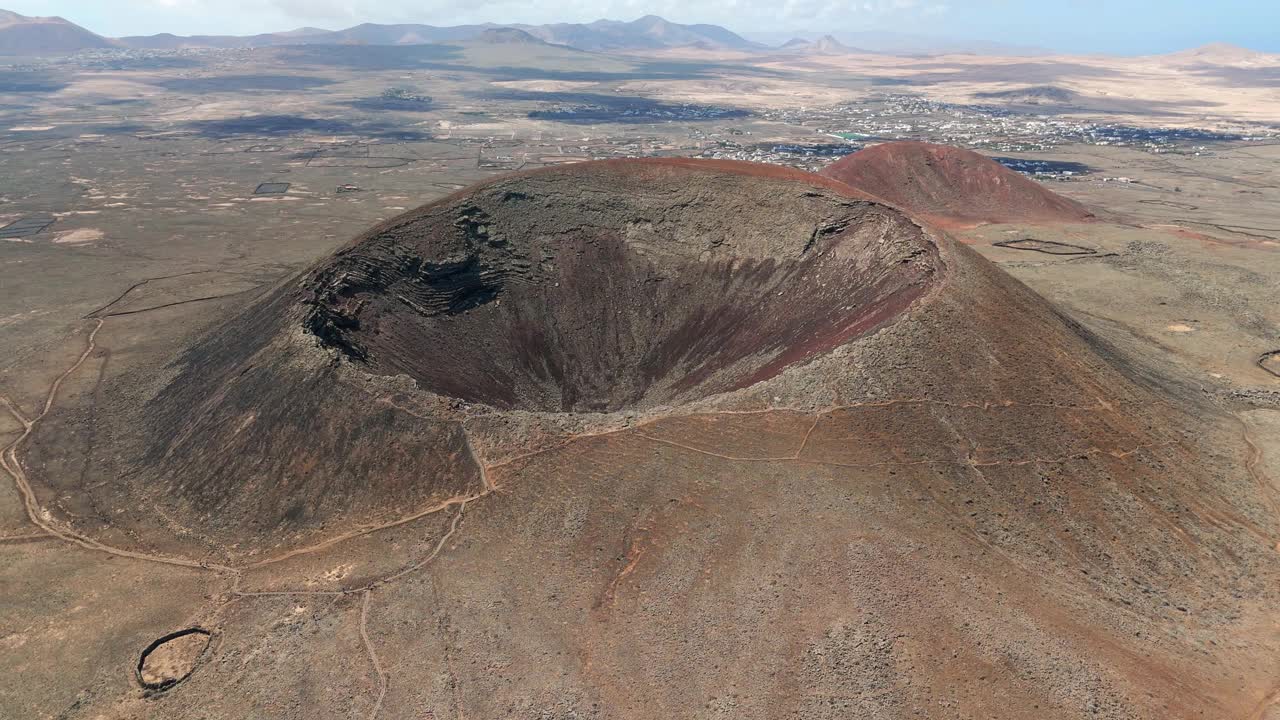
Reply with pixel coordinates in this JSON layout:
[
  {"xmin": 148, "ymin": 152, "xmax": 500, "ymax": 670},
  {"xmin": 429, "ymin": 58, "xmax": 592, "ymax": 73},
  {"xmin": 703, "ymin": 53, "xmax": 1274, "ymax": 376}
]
[
  {"xmin": 1239, "ymin": 414, "xmax": 1280, "ymax": 534},
  {"xmin": 0, "ymin": 318, "xmax": 236, "ymax": 574},
  {"xmin": 231, "ymin": 502, "xmax": 471, "ymax": 720},
  {"xmin": 235, "ymin": 501, "xmax": 470, "ymax": 599},
  {"xmin": 1252, "ymin": 688, "xmax": 1280, "ymax": 720},
  {"xmin": 360, "ymin": 591, "xmax": 389, "ymax": 720},
  {"xmin": 634, "ymin": 429, "xmax": 1179, "ymax": 469},
  {"xmin": 1237, "ymin": 413, "xmax": 1280, "ymax": 720}
]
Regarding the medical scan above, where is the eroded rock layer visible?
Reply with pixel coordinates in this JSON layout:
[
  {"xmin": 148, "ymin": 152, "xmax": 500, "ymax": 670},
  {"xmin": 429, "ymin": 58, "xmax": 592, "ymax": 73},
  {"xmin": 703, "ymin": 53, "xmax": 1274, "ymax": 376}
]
[{"xmin": 303, "ymin": 160, "xmax": 938, "ymax": 412}]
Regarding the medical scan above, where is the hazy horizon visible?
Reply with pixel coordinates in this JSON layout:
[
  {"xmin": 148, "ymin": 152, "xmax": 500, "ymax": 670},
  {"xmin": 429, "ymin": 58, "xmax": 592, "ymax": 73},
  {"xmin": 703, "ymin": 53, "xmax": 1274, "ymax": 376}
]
[{"xmin": 5, "ymin": 0, "xmax": 1280, "ymax": 55}]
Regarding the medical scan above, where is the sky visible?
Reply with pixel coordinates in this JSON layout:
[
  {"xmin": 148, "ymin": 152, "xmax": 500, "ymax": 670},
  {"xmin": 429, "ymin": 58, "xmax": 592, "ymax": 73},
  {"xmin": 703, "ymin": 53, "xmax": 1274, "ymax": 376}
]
[{"xmin": 8, "ymin": 0, "xmax": 1280, "ymax": 54}]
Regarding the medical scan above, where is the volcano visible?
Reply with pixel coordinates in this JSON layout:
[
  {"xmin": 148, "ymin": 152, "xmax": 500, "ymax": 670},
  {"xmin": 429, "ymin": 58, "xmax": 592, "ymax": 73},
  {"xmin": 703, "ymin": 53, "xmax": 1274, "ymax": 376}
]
[
  {"xmin": 821, "ymin": 141, "xmax": 1096, "ymax": 228},
  {"xmin": 23, "ymin": 158, "xmax": 1279, "ymax": 718},
  {"xmin": 0, "ymin": 9, "xmax": 115, "ymax": 54}
]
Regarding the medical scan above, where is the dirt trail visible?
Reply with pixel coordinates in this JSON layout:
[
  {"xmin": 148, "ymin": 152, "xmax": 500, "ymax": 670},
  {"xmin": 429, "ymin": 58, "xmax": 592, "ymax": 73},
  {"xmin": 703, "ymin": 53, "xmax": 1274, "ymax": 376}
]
[
  {"xmin": 1239, "ymin": 414, "xmax": 1280, "ymax": 533},
  {"xmin": 1238, "ymin": 414, "xmax": 1280, "ymax": 720},
  {"xmin": 0, "ymin": 318, "xmax": 235, "ymax": 574},
  {"xmin": 1251, "ymin": 689, "xmax": 1280, "ymax": 720},
  {"xmin": 359, "ymin": 590, "xmax": 388, "ymax": 720},
  {"xmin": 234, "ymin": 502, "xmax": 470, "ymax": 598},
  {"xmin": 243, "ymin": 493, "xmax": 478, "ymax": 569},
  {"xmin": 0, "ymin": 307, "xmax": 474, "ymax": 576}
]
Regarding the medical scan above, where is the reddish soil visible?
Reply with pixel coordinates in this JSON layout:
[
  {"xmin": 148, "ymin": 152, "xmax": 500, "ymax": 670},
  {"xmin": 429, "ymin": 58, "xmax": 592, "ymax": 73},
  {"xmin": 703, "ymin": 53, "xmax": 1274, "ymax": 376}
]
[
  {"xmin": 16, "ymin": 158, "xmax": 1278, "ymax": 719},
  {"xmin": 820, "ymin": 141, "xmax": 1096, "ymax": 228}
]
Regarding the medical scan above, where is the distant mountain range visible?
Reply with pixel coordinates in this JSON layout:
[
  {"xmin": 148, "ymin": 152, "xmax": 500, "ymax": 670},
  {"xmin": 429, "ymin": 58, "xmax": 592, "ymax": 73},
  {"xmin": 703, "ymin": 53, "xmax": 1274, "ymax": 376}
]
[
  {"xmin": 0, "ymin": 8, "xmax": 1276, "ymax": 61},
  {"xmin": 747, "ymin": 30, "xmax": 1051, "ymax": 56},
  {"xmin": 0, "ymin": 10, "xmax": 761, "ymax": 55}
]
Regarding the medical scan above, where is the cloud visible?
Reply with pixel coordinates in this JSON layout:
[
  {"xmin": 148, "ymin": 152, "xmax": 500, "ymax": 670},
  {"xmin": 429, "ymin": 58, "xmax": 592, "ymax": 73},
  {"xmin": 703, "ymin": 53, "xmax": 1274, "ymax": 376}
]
[{"xmin": 267, "ymin": 0, "xmax": 363, "ymax": 22}]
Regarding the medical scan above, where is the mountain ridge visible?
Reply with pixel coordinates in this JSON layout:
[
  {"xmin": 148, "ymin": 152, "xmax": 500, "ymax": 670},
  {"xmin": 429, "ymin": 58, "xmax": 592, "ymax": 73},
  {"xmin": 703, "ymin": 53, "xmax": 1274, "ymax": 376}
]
[
  {"xmin": 116, "ymin": 14, "xmax": 758, "ymax": 53},
  {"xmin": 0, "ymin": 8, "xmax": 114, "ymax": 54},
  {"xmin": 2, "ymin": 9, "xmax": 1272, "ymax": 59}
]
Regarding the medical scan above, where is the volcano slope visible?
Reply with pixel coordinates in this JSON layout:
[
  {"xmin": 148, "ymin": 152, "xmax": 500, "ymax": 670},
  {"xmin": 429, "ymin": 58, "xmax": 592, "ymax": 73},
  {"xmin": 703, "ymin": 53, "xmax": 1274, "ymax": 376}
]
[
  {"xmin": 820, "ymin": 140, "xmax": 1096, "ymax": 228},
  {"xmin": 12, "ymin": 159, "xmax": 1280, "ymax": 719}
]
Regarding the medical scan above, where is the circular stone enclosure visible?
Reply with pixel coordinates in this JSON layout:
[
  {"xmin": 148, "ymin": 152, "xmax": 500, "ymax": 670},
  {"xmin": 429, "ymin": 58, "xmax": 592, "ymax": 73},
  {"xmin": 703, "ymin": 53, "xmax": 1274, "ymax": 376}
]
[
  {"xmin": 303, "ymin": 160, "xmax": 941, "ymax": 413},
  {"xmin": 1260, "ymin": 350, "xmax": 1280, "ymax": 378},
  {"xmin": 137, "ymin": 628, "xmax": 212, "ymax": 692}
]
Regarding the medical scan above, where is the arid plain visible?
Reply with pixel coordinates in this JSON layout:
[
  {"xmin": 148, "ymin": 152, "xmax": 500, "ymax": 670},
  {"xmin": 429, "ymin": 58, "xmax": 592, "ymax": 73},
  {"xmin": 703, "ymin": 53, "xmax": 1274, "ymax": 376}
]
[{"xmin": 2, "ymin": 32, "xmax": 1280, "ymax": 720}]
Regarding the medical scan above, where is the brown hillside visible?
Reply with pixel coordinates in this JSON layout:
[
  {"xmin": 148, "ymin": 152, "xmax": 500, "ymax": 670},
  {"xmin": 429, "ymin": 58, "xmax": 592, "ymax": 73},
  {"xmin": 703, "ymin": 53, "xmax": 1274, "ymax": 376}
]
[{"xmin": 821, "ymin": 141, "xmax": 1096, "ymax": 228}]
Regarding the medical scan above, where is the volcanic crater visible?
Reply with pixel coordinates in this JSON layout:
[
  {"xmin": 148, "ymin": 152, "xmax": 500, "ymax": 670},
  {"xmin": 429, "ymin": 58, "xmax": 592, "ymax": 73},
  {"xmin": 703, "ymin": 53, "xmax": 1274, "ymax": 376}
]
[
  {"xmin": 17, "ymin": 156, "xmax": 1280, "ymax": 719},
  {"xmin": 302, "ymin": 159, "xmax": 940, "ymax": 413}
]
